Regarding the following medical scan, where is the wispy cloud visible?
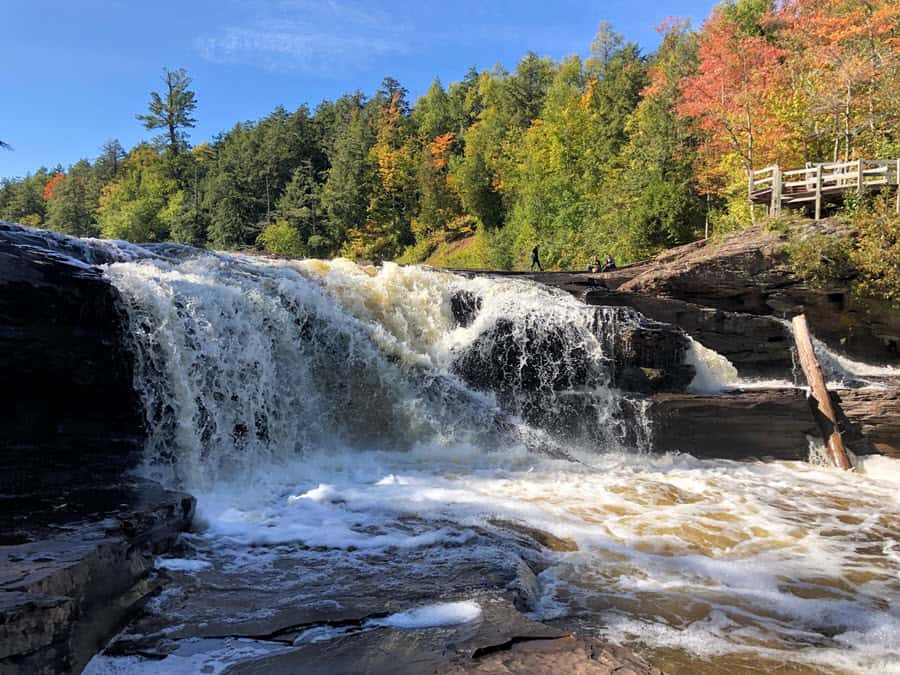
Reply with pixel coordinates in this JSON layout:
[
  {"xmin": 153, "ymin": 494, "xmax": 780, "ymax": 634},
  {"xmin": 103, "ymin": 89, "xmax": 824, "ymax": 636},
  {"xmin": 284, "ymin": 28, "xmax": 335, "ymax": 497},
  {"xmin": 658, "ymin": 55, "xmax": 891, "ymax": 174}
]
[{"xmin": 195, "ymin": 0, "xmax": 411, "ymax": 72}]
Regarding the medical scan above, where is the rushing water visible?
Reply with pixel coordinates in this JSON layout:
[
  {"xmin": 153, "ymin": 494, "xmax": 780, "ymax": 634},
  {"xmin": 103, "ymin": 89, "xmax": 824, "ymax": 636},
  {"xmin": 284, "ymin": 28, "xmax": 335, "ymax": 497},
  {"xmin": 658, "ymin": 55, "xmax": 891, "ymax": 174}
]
[{"xmin": 76, "ymin": 246, "xmax": 900, "ymax": 674}]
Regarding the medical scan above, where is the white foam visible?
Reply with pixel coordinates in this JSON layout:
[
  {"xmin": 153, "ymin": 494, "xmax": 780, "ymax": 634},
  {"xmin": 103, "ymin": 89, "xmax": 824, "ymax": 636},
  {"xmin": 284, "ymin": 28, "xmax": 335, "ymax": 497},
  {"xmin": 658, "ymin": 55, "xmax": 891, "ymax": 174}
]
[
  {"xmin": 288, "ymin": 483, "xmax": 341, "ymax": 503},
  {"xmin": 372, "ymin": 601, "xmax": 482, "ymax": 629},
  {"xmin": 857, "ymin": 455, "xmax": 900, "ymax": 491},
  {"xmin": 156, "ymin": 558, "xmax": 212, "ymax": 572}
]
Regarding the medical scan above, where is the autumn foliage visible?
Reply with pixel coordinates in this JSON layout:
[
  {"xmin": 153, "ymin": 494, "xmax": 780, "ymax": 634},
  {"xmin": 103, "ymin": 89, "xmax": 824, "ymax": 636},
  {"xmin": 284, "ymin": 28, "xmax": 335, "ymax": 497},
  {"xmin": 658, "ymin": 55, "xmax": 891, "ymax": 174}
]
[
  {"xmin": 42, "ymin": 173, "xmax": 65, "ymax": 201},
  {"xmin": 5, "ymin": 0, "xmax": 900, "ymax": 275},
  {"xmin": 678, "ymin": 0, "xmax": 900, "ymax": 213}
]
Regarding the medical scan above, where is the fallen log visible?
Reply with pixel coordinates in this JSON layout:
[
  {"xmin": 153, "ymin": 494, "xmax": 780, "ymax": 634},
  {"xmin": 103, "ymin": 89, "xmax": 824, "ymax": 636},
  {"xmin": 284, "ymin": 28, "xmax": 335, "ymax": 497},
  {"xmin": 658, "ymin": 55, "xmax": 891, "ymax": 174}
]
[{"xmin": 791, "ymin": 314, "xmax": 853, "ymax": 469}]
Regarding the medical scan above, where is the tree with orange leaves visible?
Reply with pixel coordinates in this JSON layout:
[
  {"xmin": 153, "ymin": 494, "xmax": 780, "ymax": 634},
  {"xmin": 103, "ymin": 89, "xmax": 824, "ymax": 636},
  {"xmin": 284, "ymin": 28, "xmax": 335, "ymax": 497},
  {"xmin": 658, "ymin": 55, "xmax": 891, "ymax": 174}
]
[
  {"xmin": 677, "ymin": 2, "xmax": 786, "ymax": 221},
  {"xmin": 777, "ymin": 0, "xmax": 900, "ymax": 160},
  {"xmin": 42, "ymin": 173, "xmax": 65, "ymax": 201}
]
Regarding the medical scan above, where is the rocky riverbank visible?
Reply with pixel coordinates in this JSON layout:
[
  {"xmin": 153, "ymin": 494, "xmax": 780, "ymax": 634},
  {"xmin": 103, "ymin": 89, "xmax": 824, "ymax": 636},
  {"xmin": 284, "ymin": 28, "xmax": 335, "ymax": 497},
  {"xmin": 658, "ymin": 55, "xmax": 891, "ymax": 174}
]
[
  {"xmin": 454, "ymin": 223, "xmax": 899, "ymax": 372},
  {"xmin": 0, "ymin": 483, "xmax": 194, "ymax": 674}
]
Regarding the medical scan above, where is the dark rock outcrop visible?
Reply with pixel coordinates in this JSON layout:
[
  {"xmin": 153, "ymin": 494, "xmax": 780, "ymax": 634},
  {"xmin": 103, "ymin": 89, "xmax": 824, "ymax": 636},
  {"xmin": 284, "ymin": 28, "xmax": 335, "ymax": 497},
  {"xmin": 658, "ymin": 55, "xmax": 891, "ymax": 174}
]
[
  {"xmin": 835, "ymin": 387, "xmax": 900, "ymax": 456},
  {"xmin": 0, "ymin": 222, "xmax": 145, "ymax": 495},
  {"xmin": 647, "ymin": 389, "xmax": 819, "ymax": 460},
  {"xmin": 0, "ymin": 482, "xmax": 195, "ymax": 674},
  {"xmin": 455, "ymin": 224, "xmax": 898, "ymax": 371},
  {"xmin": 218, "ymin": 597, "xmax": 662, "ymax": 675},
  {"xmin": 450, "ymin": 289, "xmax": 482, "ymax": 328},
  {"xmin": 0, "ymin": 224, "xmax": 192, "ymax": 674},
  {"xmin": 451, "ymin": 307, "xmax": 694, "ymax": 398},
  {"xmin": 450, "ymin": 307, "xmax": 694, "ymax": 446},
  {"xmin": 585, "ymin": 290, "xmax": 794, "ymax": 378},
  {"xmin": 97, "ymin": 522, "xmax": 657, "ymax": 675},
  {"xmin": 646, "ymin": 387, "xmax": 899, "ymax": 460}
]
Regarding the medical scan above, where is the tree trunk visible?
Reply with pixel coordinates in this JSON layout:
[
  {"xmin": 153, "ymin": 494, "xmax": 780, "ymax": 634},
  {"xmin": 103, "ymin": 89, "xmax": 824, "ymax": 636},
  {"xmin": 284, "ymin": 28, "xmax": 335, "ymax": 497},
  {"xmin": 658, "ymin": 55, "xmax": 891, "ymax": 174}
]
[
  {"xmin": 791, "ymin": 314, "xmax": 853, "ymax": 470},
  {"xmin": 844, "ymin": 81, "xmax": 852, "ymax": 162}
]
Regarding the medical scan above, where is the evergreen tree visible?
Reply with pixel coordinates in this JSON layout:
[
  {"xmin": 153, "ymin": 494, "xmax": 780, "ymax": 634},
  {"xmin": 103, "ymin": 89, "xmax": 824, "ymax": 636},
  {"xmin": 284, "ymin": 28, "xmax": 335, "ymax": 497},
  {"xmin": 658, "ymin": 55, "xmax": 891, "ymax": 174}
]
[
  {"xmin": 616, "ymin": 21, "xmax": 703, "ymax": 257},
  {"xmin": 275, "ymin": 161, "xmax": 329, "ymax": 255},
  {"xmin": 94, "ymin": 140, "xmax": 126, "ymax": 182},
  {"xmin": 136, "ymin": 68, "xmax": 198, "ymax": 155},
  {"xmin": 321, "ymin": 101, "xmax": 375, "ymax": 249},
  {"xmin": 2, "ymin": 169, "xmax": 51, "ymax": 226},
  {"xmin": 413, "ymin": 80, "xmax": 454, "ymax": 140}
]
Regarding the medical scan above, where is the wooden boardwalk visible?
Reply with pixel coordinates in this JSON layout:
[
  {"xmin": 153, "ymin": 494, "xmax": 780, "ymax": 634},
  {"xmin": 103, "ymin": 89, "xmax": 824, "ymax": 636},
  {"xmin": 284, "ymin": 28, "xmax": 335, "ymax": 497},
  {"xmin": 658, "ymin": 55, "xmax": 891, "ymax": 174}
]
[{"xmin": 750, "ymin": 158, "xmax": 900, "ymax": 219}]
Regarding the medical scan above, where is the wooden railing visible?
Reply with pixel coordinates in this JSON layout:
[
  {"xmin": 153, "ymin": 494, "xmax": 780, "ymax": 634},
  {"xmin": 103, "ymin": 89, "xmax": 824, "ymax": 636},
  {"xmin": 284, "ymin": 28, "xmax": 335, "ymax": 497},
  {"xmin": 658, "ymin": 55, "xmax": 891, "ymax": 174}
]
[{"xmin": 751, "ymin": 158, "xmax": 900, "ymax": 219}]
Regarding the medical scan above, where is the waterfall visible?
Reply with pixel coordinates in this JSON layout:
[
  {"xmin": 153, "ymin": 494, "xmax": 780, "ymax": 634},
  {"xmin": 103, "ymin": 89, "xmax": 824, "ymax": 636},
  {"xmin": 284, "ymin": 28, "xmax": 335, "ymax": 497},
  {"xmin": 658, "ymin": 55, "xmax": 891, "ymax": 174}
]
[
  {"xmin": 100, "ymin": 249, "xmax": 649, "ymax": 487},
  {"xmin": 685, "ymin": 337, "xmax": 740, "ymax": 393}
]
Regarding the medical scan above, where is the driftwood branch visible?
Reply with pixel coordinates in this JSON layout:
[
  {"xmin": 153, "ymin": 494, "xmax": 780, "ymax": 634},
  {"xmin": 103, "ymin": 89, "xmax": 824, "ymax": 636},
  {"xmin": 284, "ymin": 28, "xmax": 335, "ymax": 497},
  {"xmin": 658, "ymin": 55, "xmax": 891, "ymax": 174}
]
[{"xmin": 791, "ymin": 314, "xmax": 853, "ymax": 469}]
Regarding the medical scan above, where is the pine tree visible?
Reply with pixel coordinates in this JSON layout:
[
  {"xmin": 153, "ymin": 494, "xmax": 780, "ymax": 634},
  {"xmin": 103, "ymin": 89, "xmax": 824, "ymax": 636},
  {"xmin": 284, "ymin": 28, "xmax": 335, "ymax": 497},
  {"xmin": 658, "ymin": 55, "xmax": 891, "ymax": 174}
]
[{"xmin": 136, "ymin": 68, "xmax": 198, "ymax": 155}]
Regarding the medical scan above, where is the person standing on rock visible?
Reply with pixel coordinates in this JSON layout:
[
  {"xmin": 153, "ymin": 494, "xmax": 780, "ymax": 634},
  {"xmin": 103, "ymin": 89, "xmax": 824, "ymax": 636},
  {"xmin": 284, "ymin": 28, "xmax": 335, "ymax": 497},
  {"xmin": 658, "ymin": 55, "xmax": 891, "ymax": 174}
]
[{"xmin": 530, "ymin": 245, "xmax": 543, "ymax": 272}]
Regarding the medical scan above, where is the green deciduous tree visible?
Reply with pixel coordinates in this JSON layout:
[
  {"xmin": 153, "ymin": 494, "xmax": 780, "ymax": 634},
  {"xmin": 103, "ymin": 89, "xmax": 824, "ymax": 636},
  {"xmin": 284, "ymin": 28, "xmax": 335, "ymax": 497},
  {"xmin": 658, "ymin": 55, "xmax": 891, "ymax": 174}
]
[
  {"xmin": 45, "ymin": 160, "xmax": 101, "ymax": 236},
  {"xmin": 97, "ymin": 145, "xmax": 178, "ymax": 241}
]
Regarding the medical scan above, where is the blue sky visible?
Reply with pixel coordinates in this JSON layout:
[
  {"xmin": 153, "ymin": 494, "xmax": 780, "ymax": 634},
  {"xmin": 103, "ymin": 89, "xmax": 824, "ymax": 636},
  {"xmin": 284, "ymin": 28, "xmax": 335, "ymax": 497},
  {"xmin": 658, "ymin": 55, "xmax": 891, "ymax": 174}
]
[{"xmin": 1, "ymin": 0, "xmax": 716, "ymax": 179}]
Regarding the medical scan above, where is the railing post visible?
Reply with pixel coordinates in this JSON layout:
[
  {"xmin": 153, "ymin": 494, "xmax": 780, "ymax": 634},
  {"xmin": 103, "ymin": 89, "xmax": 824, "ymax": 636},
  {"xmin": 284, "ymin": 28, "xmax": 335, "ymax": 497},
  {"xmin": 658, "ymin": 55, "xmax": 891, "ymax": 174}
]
[
  {"xmin": 857, "ymin": 158, "xmax": 864, "ymax": 194},
  {"xmin": 771, "ymin": 165, "xmax": 782, "ymax": 217},
  {"xmin": 815, "ymin": 165, "xmax": 823, "ymax": 221},
  {"xmin": 896, "ymin": 159, "xmax": 900, "ymax": 215}
]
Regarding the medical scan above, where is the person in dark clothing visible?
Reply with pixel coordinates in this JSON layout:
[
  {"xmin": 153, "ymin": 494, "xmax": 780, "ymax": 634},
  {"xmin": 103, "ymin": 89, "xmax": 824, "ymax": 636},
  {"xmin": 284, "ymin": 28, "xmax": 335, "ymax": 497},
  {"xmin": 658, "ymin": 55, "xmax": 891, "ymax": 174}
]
[
  {"xmin": 530, "ymin": 245, "xmax": 543, "ymax": 272},
  {"xmin": 603, "ymin": 254, "xmax": 616, "ymax": 272}
]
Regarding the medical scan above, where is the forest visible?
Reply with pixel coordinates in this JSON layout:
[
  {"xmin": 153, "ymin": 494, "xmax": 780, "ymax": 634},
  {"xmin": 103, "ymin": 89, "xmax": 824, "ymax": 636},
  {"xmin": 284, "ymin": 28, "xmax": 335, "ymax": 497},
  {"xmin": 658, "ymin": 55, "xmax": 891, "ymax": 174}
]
[{"xmin": 2, "ymin": 0, "xmax": 899, "ymax": 273}]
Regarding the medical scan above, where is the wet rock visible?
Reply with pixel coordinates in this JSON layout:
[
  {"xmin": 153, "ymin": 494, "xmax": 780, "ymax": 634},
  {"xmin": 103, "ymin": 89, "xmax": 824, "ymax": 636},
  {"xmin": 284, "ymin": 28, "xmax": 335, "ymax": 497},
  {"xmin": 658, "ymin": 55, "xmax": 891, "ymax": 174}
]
[
  {"xmin": 216, "ymin": 596, "xmax": 660, "ymax": 675},
  {"xmin": 0, "ymin": 482, "xmax": 195, "ymax": 674},
  {"xmin": 646, "ymin": 388, "xmax": 897, "ymax": 460},
  {"xmin": 586, "ymin": 290, "xmax": 794, "ymax": 378},
  {"xmin": 0, "ymin": 222, "xmax": 145, "ymax": 495},
  {"xmin": 0, "ymin": 592, "xmax": 74, "ymax": 664},
  {"xmin": 647, "ymin": 389, "xmax": 819, "ymax": 460},
  {"xmin": 489, "ymin": 519, "xmax": 579, "ymax": 553},
  {"xmin": 450, "ymin": 290, "xmax": 482, "ymax": 328},
  {"xmin": 439, "ymin": 635, "xmax": 663, "ymax": 675},
  {"xmin": 835, "ymin": 388, "xmax": 900, "ymax": 456},
  {"xmin": 101, "ymin": 533, "xmax": 546, "ymax": 656},
  {"xmin": 598, "ymin": 311, "xmax": 695, "ymax": 392},
  {"xmin": 452, "ymin": 308, "xmax": 692, "ymax": 416}
]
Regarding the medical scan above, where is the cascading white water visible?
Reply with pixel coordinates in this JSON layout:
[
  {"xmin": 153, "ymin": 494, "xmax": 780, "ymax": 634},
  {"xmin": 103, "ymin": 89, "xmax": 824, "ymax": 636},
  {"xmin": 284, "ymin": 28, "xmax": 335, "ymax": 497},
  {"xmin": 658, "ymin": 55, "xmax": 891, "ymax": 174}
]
[
  {"xmin": 71, "ymin": 242, "xmax": 899, "ymax": 675},
  {"xmin": 105, "ymin": 252, "xmax": 628, "ymax": 487},
  {"xmin": 770, "ymin": 317, "xmax": 900, "ymax": 388},
  {"xmin": 685, "ymin": 338, "xmax": 740, "ymax": 393}
]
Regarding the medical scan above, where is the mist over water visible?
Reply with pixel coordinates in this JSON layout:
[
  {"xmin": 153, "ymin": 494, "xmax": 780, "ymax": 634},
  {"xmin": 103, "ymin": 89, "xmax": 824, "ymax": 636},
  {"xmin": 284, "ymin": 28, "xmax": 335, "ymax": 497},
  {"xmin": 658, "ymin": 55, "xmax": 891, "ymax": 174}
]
[{"xmin": 94, "ymin": 247, "xmax": 900, "ymax": 674}]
